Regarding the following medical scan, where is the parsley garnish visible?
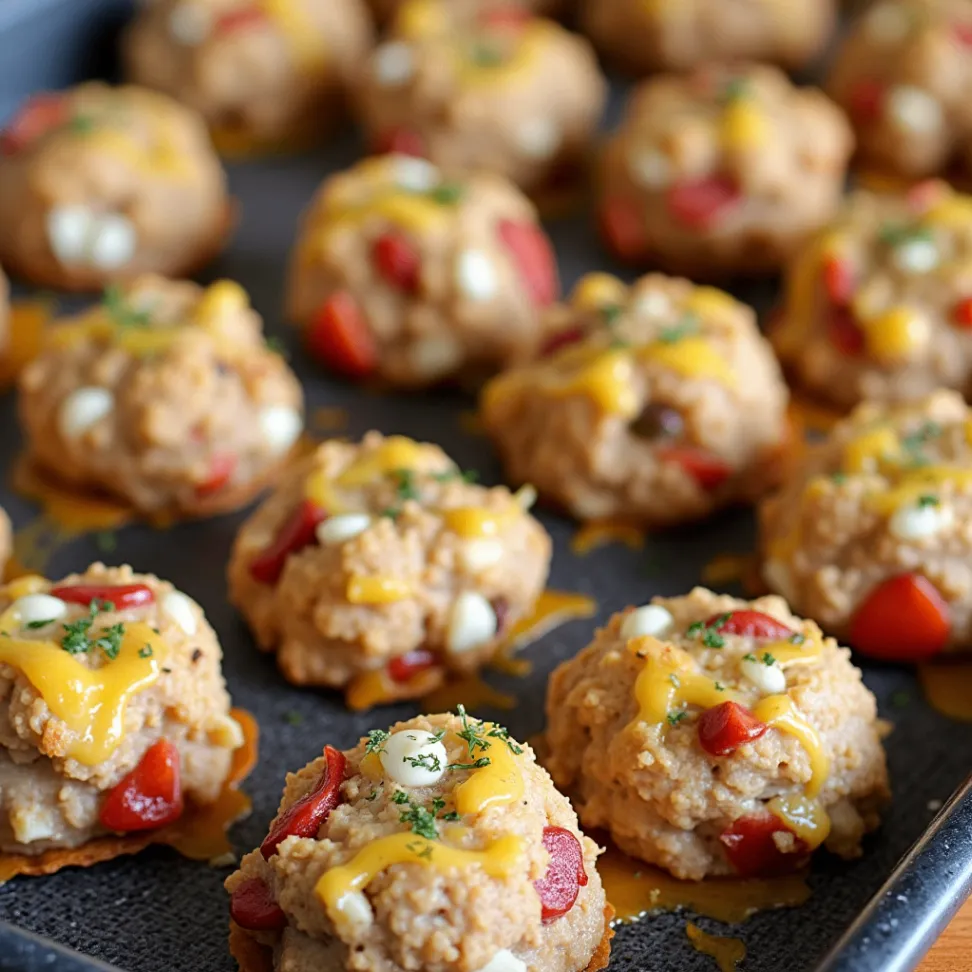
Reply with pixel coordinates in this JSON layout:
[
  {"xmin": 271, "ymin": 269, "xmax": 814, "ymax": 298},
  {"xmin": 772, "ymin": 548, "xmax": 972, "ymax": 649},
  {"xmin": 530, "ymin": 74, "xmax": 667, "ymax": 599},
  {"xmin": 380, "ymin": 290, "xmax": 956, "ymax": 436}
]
[
  {"xmin": 264, "ymin": 335, "xmax": 289, "ymax": 358},
  {"xmin": 470, "ymin": 42, "xmax": 504, "ymax": 66},
  {"xmin": 138, "ymin": 644, "xmax": 153, "ymax": 659},
  {"xmin": 431, "ymin": 468, "xmax": 479, "ymax": 484},
  {"xmin": 901, "ymin": 421, "xmax": 941, "ymax": 462},
  {"xmin": 406, "ymin": 838, "xmax": 435, "ymax": 860},
  {"xmin": 831, "ymin": 472, "xmax": 848, "ymax": 485},
  {"xmin": 601, "ymin": 304, "xmax": 623, "ymax": 327},
  {"xmin": 761, "ymin": 652, "xmax": 777, "ymax": 666},
  {"xmin": 25, "ymin": 618, "xmax": 56, "ymax": 629},
  {"xmin": 69, "ymin": 115, "xmax": 95, "ymax": 135},
  {"xmin": 687, "ymin": 613, "xmax": 729, "ymax": 649},
  {"xmin": 93, "ymin": 623, "xmax": 125, "ymax": 660},
  {"xmin": 667, "ymin": 710, "xmax": 688, "ymax": 725},
  {"xmin": 879, "ymin": 223, "xmax": 933, "ymax": 249},
  {"xmin": 714, "ymin": 681, "xmax": 725, "ymax": 692},
  {"xmin": 441, "ymin": 810, "xmax": 460, "ymax": 821},
  {"xmin": 405, "ymin": 751, "xmax": 443, "ymax": 773},
  {"xmin": 59, "ymin": 601, "xmax": 123, "ymax": 659},
  {"xmin": 103, "ymin": 285, "xmax": 152, "ymax": 329},
  {"xmin": 449, "ymin": 705, "xmax": 522, "ymax": 771},
  {"xmin": 789, "ymin": 632, "xmax": 806, "ymax": 645},
  {"xmin": 365, "ymin": 728, "xmax": 390, "ymax": 755},
  {"xmin": 918, "ymin": 494, "xmax": 940, "ymax": 508},
  {"xmin": 395, "ymin": 793, "xmax": 441, "ymax": 840},
  {"xmin": 742, "ymin": 652, "xmax": 758, "ymax": 662},
  {"xmin": 721, "ymin": 77, "xmax": 749, "ymax": 103},
  {"xmin": 658, "ymin": 313, "xmax": 700, "ymax": 345},
  {"xmin": 430, "ymin": 182, "xmax": 464, "ymax": 205}
]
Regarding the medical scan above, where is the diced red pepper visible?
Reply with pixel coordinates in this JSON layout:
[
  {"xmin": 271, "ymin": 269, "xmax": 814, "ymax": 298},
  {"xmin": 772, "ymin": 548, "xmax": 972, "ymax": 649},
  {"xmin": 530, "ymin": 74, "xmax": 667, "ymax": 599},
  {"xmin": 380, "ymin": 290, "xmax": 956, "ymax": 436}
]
[
  {"xmin": 196, "ymin": 453, "xmax": 237, "ymax": 497},
  {"xmin": 99, "ymin": 740, "xmax": 184, "ymax": 832},
  {"xmin": 698, "ymin": 702, "xmax": 769, "ymax": 757},
  {"xmin": 656, "ymin": 445, "xmax": 732, "ymax": 490},
  {"xmin": 498, "ymin": 219, "xmax": 559, "ymax": 308},
  {"xmin": 847, "ymin": 79, "xmax": 886, "ymax": 122},
  {"xmin": 953, "ymin": 297, "xmax": 972, "ymax": 328},
  {"xmin": 50, "ymin": 583, "xmax": 155, "ymax": 610},
  {"xmin": 261, "ymin": 745, "xmax": 346, "ymax": 859},
  {"xmin": 952, "ymin": 22, "xmax": 972, "ymax": 46},
  {"xmin": 848, "ymin": 573, "xmax": 951, "ymax": 662},
  {"xmin": 827, "ymin": 307, "xmax": 866, "ymax": 356},
  {"xmin": 704, "ymin": 610, "xmax": 794, "ymax": 641},
  {"xmin": 666, "ymin": 176, "xmax": 742, "ymax": 231},
  {"xmin": 720, "ymin": 814, "xmax": 807, "ymax": 877},
  {"xmin": 822, "ymin": 255, "xmax": 854, "ymax": 306},
  {"xmin": 906, "ymin": 179, "xmax": 946, "ymax": 216},
  {"xmin": 230, "ymin": 878, "xmax": 287, "ymax": 932},
  {"xmin": 534, "ymin": 826, "xmax": 588, "ymax": 923},
  {"xmin": 214, "ymin": 7, "xmax": 268, "ymax": 34},
  {"xmin": 372, "ymin": 128, "xmax": 426, "ymax": 158},
  {"xmin": 373, "ymin": 232, "xmax": 421, "ymax": 293},
  {"xmin": 387, "ymin": 648, "xmax": 439, "ymax": 683},
  {"xmin": 0, "ymin": 94, "xmax": 69, "ymax": 156},
  {"xmin": 540, "ymin": 327, "xmax": 586, "ymax": 357},
  {"xmin": 249, "ymin": 500, "xmax": 327, "ymax": 586},
  {"xmin": 306, "ymin": 291, "xmax": 378, "ymax": 378},
  {"xmin": 479, "ymin": 6, "xmax": 532, "ymax": 30},
  {"xmin": 599, "ymin": 198, "xmax": 648, "ymax": 262}
]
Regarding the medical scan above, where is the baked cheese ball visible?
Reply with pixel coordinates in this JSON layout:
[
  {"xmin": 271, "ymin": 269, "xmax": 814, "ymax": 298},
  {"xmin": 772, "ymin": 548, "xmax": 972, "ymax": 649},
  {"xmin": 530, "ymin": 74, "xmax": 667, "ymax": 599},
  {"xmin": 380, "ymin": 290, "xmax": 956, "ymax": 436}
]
[
  {"xmin": 829, "ymin": 0, "xmax": 972, "ymax": 182},
  {"xmin": 0, "ymin": 564, "xmax": 244, "ymax": 857},
  {"xmin": 773, "ymin": 182, "xmax": 972, "ymax": 409},
  {"xmin": 0, "ymin": 83, "xmax": 230, "ymax": 292},
  {"xmin": 19, "ymin": 275, "xmax": 304, "ymax": 520},
  {"xmin": 286, "ymin": 154, "xmax": 560, "ymax": 388},
  {"xmin": 227, "ymin": 711, "xmax": 611, "ymax": 972},
  {"xmin": 545, "ymin": 589, "xmax": 890, "ymax": 881},
  {"xmin": 354, "ymin": 0, "xmax": 606, "ymax": 195},
  {"xmin": 228, "ymin": 433, "xmax": 551, "ymax": 707},
  {"xmin": 367, "ymin": 0, "xmax": 566, "ymax": 27},
  {"xmin": 579, "ymin": 0, "xmax": 836, "ymax": 76},
  {"xmin": 597, "ymin": 65, "xmax": 853, "ymax": 277},
  {"xmin": 123, "ymin": 0, "xmax": 374, "ymax": 153},
  {"xmin": 761, "ymin": 390, "xmax": 972, "ymax": 661},
  {"xmin": 481, "ymin": 273, "xmax": 790, "ymax": 527}
]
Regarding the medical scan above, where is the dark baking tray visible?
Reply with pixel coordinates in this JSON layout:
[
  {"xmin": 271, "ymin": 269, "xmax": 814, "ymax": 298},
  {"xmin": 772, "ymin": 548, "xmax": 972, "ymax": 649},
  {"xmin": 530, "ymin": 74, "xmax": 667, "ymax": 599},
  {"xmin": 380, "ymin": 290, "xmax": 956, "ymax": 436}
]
[{"xmin": 1, "ymin": 1, "xmax": 972, "ymax": 969}]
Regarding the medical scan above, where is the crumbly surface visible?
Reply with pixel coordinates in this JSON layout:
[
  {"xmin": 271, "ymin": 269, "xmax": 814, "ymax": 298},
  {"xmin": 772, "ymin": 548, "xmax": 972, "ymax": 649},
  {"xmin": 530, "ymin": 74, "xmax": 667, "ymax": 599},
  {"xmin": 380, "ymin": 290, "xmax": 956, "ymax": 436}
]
[
  {"xmin": 579, "ymin": 0, "xmax": 835, "ymax": 75},
  {"xmin": 228, "ymin": 432, "xmax": 551, "ymax": 695},
  {"xmin": 286, "ymin": 154, "xmax": 563, "ymax": 388},
  {"xmin": 226, "ymin": 712, "xmax": 607, "ymax": 972},
  {"xmin": 481, "ymin": 273, "xmax": 789, "ymax": 527},
  {"xmin": 597, "ymin": 64, "xmax": 853, "ymax": 276},
  {"xmin": 0, "ymin": 563, "xmax": 243, "ymax": 854},
  {"xmin": 773, "ymin": 184, "xmax": 972, "ymax": 409},
  {"xmin": 19, "ymin": 274, "xmax": 303, "ymax": 519},
  {"xmin": 544, "ymin": 588, "xmax": 890, "ymax": 880},
  {"xmin": 829, "ymin": 0, "xmax": 972, "ymax": 181},
  {"xmin": 353, "ymin": 1, "xmax": 606, "ymax": 194},
  {"xmin": 761, "ymin": 389, "xmax": 972, "ymax": 649},
  {"xmin": 367, "ymin": 0, "xmax": 565, "ymax": 26},
  {"xmin": 0, "ymin": 83, "xmax": 230, "ymax": 291},
  {"xmin": 123, "ymin": 0, "xmax": 374, "ymax": 151}
]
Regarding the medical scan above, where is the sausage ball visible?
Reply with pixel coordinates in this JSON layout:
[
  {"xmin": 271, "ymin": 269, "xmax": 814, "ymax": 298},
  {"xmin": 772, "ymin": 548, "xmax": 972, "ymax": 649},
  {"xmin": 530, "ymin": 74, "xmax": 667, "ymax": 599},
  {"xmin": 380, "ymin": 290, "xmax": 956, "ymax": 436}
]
[
  {"xmin": 579, "ymin": 0, "xmax": 836, "ymax": 76},
  {"xmin": 481, "ymin": 273, "xmax": 790, "ymax": 527},
  {"xmin": 0, "ymin": 83, "xmax": 231, "ymax": 292},
  {"xmin": 228, "ymin": 433, "xmax": 551, "ymax": 707},
  {"xmin": 227, "ymin": 711, "xmax": 611, "ymax": 972},
  {"xmin": 354, "ymin": 0, "xmax": 606, "ymax": 195},
  {"xmin": 19, "ymin": 275, "xmax": 304, "ymax": 520},
  {"xmin": 773, "ymin": 182, "xmax": 972, "ymax": 409},
  {"xmin": 123, "ymin": 0, "xmax": 374, "ymax": 153},
  {"xmin": 829, "ymin": 0, "xmax": 972, "ymax": 182},
  {"xmin": 545, "ymin": 589, "xmax": 890, "ymax": 881},
  {"xmin": 598, "ymin": 65, "xmax": 854, "ymax": 277},
  {"xmin": 761, "ymin": 390, "xmax": 972, "ymax": 662},
  {"xmin": 0, "ymin": 564, "xmax": 244, "ymax": 858},
  {"xmin": 286, "ymin": 154, "xmax": 561, "ymax": 388}
]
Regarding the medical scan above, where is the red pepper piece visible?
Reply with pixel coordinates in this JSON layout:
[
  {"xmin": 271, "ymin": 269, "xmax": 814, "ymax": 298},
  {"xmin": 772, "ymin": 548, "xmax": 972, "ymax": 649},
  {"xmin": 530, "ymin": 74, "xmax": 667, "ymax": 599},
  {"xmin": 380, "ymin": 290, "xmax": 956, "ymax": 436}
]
[
  {"xmin": 827, "ymin": 307, "xmax": 866, "ymax": 356},
  {"xmin": 230, "ymin": 878, "xmax": 287, "ymax": 932},
  {"xmin": 196, "ymin": 453, "xmax": 237, "ymax": 497},
  {"xmin": 480, "ymin": 6, "xmax": 532, "ymax": 30},
  {"xmin": 99, "ymin": 739, "xmax": 184, "ymax": 832},
  {"xmin": 306, "ymin": 291, "xmax": 378, "ymax": 378},
  {"xmin": 599, "ymin": 198, "xmax": 648, "ymax": 262},
  {"xmin": 215, "ymin": 7, "xmax": 268, "ymax": 34},
  {"xmin": 953, "ymin": 297, "xmax": 972, "ymax": 328},
  {"xmin": 847, "ymin": 79, "xmax": 886, "ymax": 122},
  {"xmin": 656, "ymin": 445, "xmax": 732, "ymax": 490},
  {"xmin": 720, "ymin": 814, "xmax": 807, "ymax": 877},
  {"xmin": 261, "ymin": 745, "xmax": 346, "ymax": 859},
  {"xmin": 704, "ymin": 610, "xmax": 794, "ymax": 641},
  {"xmin": 387, "ymin": 648, "xmax": 439, "ymax": 684},
  {"xmin": 952, "ymin": 22, "xmax": 972, "ymax": 46},
  {"xmin": 534, "ymin": 826, "xmax": 588, "ymax": 923},
  {"xmin": 540, "ymin": 326, "xmax": 586, "ymax": 357},
  {"xmin": 0, "ymin": 94, "xmax": 68, "ymax": 156},
  {"xmin": 666, "ymin": 176, "xmax": 742, "ymax": 231},
  {"xmin": 849, "ymin": 573, "xmax": 951, "ymax": 662},
  {"xmin": 822, "ymin": 255, "xmax": 854, "ymax": 306},
  {"xmin": 372, "ymin": 128, "xmax": 426, "ymax": 158},
  {"xmin": 498, "ymin": 219, "xmax": 559, "ymax": 308},
  {"xmin": 373, "ymin": 232, "xmax": 421, "ymax": 293},
  {"xmin": 698, "ymin": 701, "xmax": 769, "ymax": 757},
  {"xmin": 50, "ymin": 583, "xmax": 155, "ymax": 609},
  {"xmin": 249, "ymin": 500, "xmax": 326, "ymax": 586}
]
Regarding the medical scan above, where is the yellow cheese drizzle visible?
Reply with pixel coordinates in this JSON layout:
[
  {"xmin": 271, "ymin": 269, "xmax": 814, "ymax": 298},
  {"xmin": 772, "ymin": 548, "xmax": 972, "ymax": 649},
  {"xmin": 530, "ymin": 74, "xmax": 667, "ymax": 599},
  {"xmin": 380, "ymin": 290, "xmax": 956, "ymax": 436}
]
[
  {"xmin": 346, "ymin": 575, "xmax": 413, "ymax": 604},
  {"xmin": 0, "ymin": 597, "xmax": 167, "ymax": 765},
  {"xmin": 257, "ymin": 0, "xmax": 328, "ymax": 71},
  {"xmin": 454, "ymin": 728, "xmax": 524, "ymax": 814},
  {"xmin": 721, "ymin": 98, "xmax": 769, "ymax": 152},
  {"xmin": 750, "ymin": 695, "xmax": 829, "ymax": 799}
]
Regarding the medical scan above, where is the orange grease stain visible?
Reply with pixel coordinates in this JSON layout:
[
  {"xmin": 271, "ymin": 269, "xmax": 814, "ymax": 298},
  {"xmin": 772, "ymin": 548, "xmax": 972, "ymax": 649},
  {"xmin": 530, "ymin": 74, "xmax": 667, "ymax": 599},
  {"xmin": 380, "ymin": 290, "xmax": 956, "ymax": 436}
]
[
  {"xmin": 701, "ymin": 552, "xmax": 758, "ymax": 589},
  {"xmin": 0, "ymin": 299, "xmax": 54, "ymax": 387},
  {"xmin": 599, "ymin": 845, "xmax": 810, "ymax": 925},
  {"xmin": 919, "ymin": 662, "xmax": 972, "ymax": 722},
  {"xmin": 571, "ymin": 521, "xmax": 645, "ymax": 556},
  {"xmin": 686, "ymin": 922, "xmax": 746, "ymax": 971},
  {"xmin": 422, "ymin": 675, "xmax": 517, "ymax": 713}
]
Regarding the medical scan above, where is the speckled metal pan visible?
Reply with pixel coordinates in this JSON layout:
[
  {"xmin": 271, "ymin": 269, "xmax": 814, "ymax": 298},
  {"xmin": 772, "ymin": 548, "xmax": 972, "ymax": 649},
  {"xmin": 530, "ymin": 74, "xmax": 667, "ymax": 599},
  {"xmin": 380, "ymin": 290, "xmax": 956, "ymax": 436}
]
[{"xmin": 0, "ymin": 2, "xmax": 971, "ymax": 970}]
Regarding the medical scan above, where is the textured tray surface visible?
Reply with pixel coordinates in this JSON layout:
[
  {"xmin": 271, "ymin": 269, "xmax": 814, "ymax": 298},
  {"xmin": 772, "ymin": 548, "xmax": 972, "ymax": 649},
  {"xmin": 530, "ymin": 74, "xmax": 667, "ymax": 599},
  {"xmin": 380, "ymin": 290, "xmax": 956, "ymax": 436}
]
[{"xmin": 1, "ymin": 9, "xmax": 971, "ymax": 971}]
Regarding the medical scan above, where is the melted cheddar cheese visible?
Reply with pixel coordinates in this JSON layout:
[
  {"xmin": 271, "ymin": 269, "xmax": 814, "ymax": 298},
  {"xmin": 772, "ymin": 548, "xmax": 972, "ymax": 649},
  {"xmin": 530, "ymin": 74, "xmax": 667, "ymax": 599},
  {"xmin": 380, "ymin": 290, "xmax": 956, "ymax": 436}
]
[
  {"xmin": 720, "ymin": 99, "xmax": 769, "ymax": 151},
  {"xmin": 454, "ymin": 730, "xmax": 524, "ymax": 814},
  {"xmin": 767, "ymin": 794, "xmax": 831, "ymax": 849},
  {"xmin": 571, "ymin": 273, "xmax": 628, "ymax": 313},
  {"xmin": 860, "ymin": 308, "xmax": 928, "ymax": 363},
  {"xmin": 258, "ymin": 0, "xmax": 328, "ymax": 71},
  {"xmin": 346, "ymin": 576, "xmax": 413, "ymax": 604},
  {"xmin": 443, "ymin": 503, "xmax": 521, "ymax": 539},
  {"xmin": 751, "ymin": 695, "xmax": 829, "ymax": 798}
]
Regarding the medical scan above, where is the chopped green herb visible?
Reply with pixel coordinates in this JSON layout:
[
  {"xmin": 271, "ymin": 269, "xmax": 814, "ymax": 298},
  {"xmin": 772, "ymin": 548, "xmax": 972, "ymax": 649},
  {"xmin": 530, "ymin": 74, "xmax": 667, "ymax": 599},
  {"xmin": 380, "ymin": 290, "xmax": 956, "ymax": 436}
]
[
  {"xmin": 405, "ymin": 751, "xmax": 443, "ymax": 773},
  {"xmin": 721, "ymin": 77, "xmax": 749, "ymax": 103},
  {"xmin": 25, "ymin": 618, "xmax": 56, "ymax": 630},
  {"xmin": 441, "ymin": 810, "xmax": 461, "ymax": 821},
  {"xmin": 658, "ymin": 313, "xmax": 700, "ymax": 345},
  {"xmin": 714, "ymin": 681, "xmax": 725, "ymax": 692},
  {"xmin": 68, "ymin": 115, "xmax": 95, "ymax": 135},
  {"xmin": 917, "ymin": 494, "xmax": 940, "ymax": 508},
  {"xmin": 283, "ymin": 711, "xmax": 304, "ymax": 727},
  {"xmin": 397, "ymin": 796, "xmax": 440, "ymax": 840},
  {"xmin": 742, "ymin": 652, "xmax": 758, "ymax": 663},
  {"xmin": 366, "ymin": 789, "xmax": 379, "ymax": 801},
  {"xmin": 95, "ymin": 531, "xmax": 117, "ymax": 554},
  {"xmin": 429, "ymin": 182, "xmax": 464, "ymax": 205},
  {"xmin": 789, "ymin": 632, "xmax": 806, "ymax": 645},
  {"xmin": 448, "ymin": 757, "xmax": 492, "ymax": 772},
  {"xmin": 609, "ymin": 337, "xmax": 631, "ymax": 351},
  {"xmin": 831, "ymin": 472, "xmax": 848, "ymax": 485},
  {"xmin": 264, "ymin": 335, "xmax": 289, "ymax": 358},
  {"xmin": 103, "ymin": 284, "xmax": 152, "ymax": 329},
  {"xmin": 60, "ymin": 601, "xmax": 123, "ymax": 658},
  {"xmin": 138, "ymin": 644, "xmax": 154, "ymax": 659},
  {"xmin": 365, "ymin": 728, "xmax": 390, "ymax": 755},
  {"xmin": 688, "ymin": 613, "xmax": 729, "ymax": 649},
  {"xmin": 431, "ymin": 469, "xmax": 479, "ymax": 485},
  {"xmin": 601, "ymin": 304, "xmax": 623, "ymax": 327},
  {"xmin": 470, "ymin": 42, "xmax": 504, "ymax": 66},
  {"xmin": 901, "ymin": 421, "xmax": 942, "ymax": 458},
  {"xmin": 431, "ymin": 797, "xmax": 445, "ymax": 815},
  {"xmin": 669, "ymin": 673, "xmax": 681, "ymax": 688},
  {"xmin": 666, "ymin": 710, "xmax": 688, "ymax": 726},
  {"xmin": 390, "ymin": 468, "xmax": 420, "ymax": 503},
  {"xmin": 406, "ymin": 838, "xmax": 435, "ymax": 860},
  {"xmin": 380, "ymin": 507, "xmax": 400, "ymax": 520},
  {"xmin": 761, "ymin": 652, "xmax": 777, "ymax": 666},
  {"xmin": 879, "ymin": 223, "xmax": 933, "ymax": 249},
  {"xmin": 93, "ymin": 622, "xmax": 125, "ymax": 660},
  {"xmin": 391, "ymin": 790, "xmax": 409, "ymax": 805}
]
